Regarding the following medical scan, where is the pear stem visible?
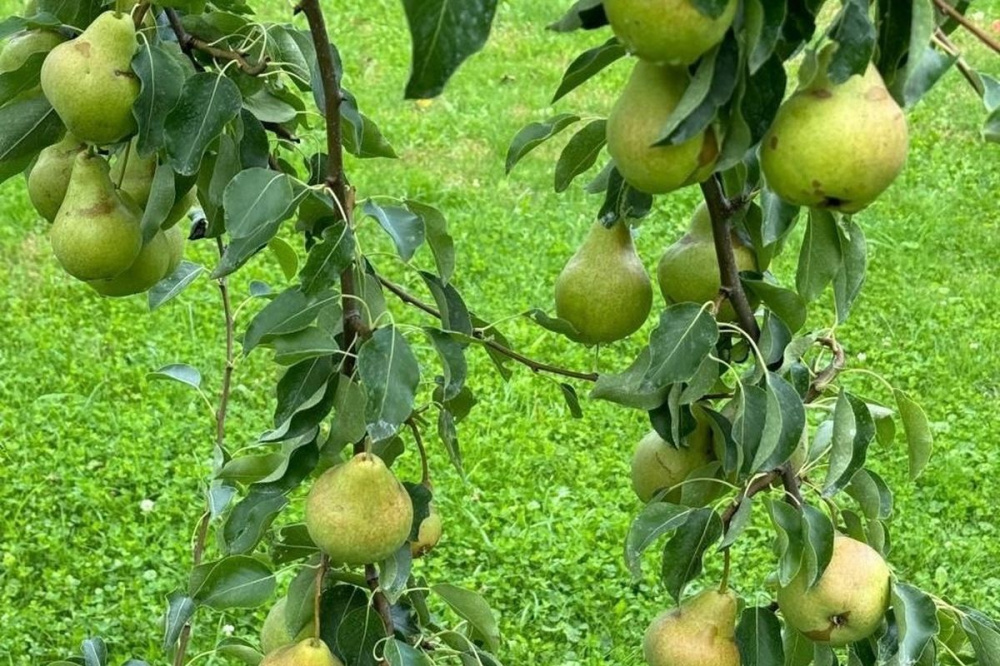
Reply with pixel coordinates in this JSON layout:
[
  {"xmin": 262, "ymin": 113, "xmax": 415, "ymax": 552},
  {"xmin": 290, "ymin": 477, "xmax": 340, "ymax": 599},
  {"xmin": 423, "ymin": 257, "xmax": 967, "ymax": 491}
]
[
  {"xmin": 720, "ymin": 549, "xmax": 731, "ymax": 592},
  {"xmin": 699, "ymin": 176, "xmax": 761, "ymax": 341},
  {"xmin": 313, "ymin": 554, "xmax": 328, "ymax": 638},
  {"xmin": 932, "ymin": 0, "xmax": 1000, "ymax": 56}
]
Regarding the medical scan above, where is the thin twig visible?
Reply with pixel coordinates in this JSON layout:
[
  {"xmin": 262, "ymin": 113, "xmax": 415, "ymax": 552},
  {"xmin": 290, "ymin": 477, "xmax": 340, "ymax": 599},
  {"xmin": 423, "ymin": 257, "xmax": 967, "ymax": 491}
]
[
  {"xmin": 934, "ymin": 29, "xmax": 984, "ymax": 95},
  {"xmin": 366, "ymin": 563, "xmax": 396, "ymax": 650},
  {"xmin": 720, "ymin": 471, "xmax": 780, "ymax": 528},
  {"xmin": 377, "ymin": 275, "xmax": 599, "ymax": 382},
  {"xmin": 164, "ymin": 8, "xmax": 269, "ymax": 75},
  {"xmin": 932, "ymin": 0, "xmax": 1000, "ymax": 55},
  {"xmin": 407, "ymin": 417, "xmax": 431, "ymax": 488},
  {"xmin": 313, "ymin": 555, "xmax": 328, "ymax": 638}
]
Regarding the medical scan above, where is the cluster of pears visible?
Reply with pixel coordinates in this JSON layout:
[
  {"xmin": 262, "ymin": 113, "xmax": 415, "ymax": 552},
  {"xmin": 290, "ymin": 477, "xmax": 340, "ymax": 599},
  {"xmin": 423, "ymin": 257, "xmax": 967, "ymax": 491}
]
[{"xmin": 11, "ymin": 10, "xmax": 195, "ymax": 297}]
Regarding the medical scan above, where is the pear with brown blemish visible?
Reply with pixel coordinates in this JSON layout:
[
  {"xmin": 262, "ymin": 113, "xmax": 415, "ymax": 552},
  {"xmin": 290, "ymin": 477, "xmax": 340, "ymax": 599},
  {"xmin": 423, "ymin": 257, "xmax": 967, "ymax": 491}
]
[{"xmin": 643, "ymin": 588, "xmax": 741, "ymax": 666}]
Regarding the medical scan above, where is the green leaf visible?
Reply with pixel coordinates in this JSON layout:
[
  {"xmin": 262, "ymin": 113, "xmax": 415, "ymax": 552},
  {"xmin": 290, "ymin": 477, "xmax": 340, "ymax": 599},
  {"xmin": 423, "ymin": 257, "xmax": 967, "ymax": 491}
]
[
  {"xmin": 625, "ymin": 502, "xmax": 695, "ymax": 579},
  {"xmin": 827, "ymin": 0, "xmax": 877, "ymax": 84},
  {"xmin": 660, "ymin": 508, "xmax": 723, "ymax": 602},
  {"xmin": 960, "ymin": 607, "xmax": 1000, "ymax": 666},
  {"xmin": 525, "ymin": 308, "xmax": 589, "ymax": 344},
  {"xmin": 823, "ymin": 392, "xmax": 876, "ymax": 496},
  {"xmin": 552, "ymin": 39, "xmax": 625, "ymax": 103},
  {"xmin": 420, "ymin": 271, "xmax": 473, "ymax": 336},
  {"xmin": 148, "ymin": 261, "xmax": 204, "ymax": 311},
  {"xmin": 892, "ymin": 582, "xmax": 939, "ymax": 664},
  {"xmin": 274, "ymin": 356, "xmax": 336, "ymax": 427},
  {"xmin": 599, "ymin": 167, "xmax": 653, "ymax": 225},
  {"xmin": 405, "ymin": 199, "xmax": 455, "ymax": 283},
  {"xmin": 437, "ymin": 407, "xmax": 464, "ymax": 479},
  {"xmin": 272, "ymin": 327, "xmax": 340, "ymax": 366},
  {"xmin": 720, "ymin": 495, "xmax": 753, "ymax": 548},
  {"xmin": 162, "ymin": 592, "xmax": 195, "ymax": 652},
  {"xmin": 149, "ymin": 363, "xmax": 202, "ymax": 390},
  {"xmin": 846, "ymin": 469, "xmax": 893, "ymax": 521},
  {"xmin": 267, "ymin": 237, "xmax": 299, "ymax": 281},
  {"xmin": 379, "ymin": 545, "xmax": 412, "ymax": 605},
  {"xmin": 243, "ymin": 288, "xmax": 339, "ymax": 354},
  {"xmin": 325, "ymin": 376, "xmax": 368, "ymax": 454},
  {"xmin": 341, "ymin": 110, "xmax": 397, "ymax": 159},
  {"xmin": 742, "ymin": 275, "xmax": 807, "ymax": 333},
  {"xmin": 189, "ymin": 555, "xmax": 275, "ymax": 610},
  {"xmin": 505, "ymin": 113, "xmax": 580, "ymax": 173},
  {"xmin": 424, "ymin": 328, "xmax": 467, "ymax": 401},
  {"xmin": 768, "ymin": 499, "xmax": 804, "ymax": 586},
  {"xmin": 555, "ymin": 119, "xmax": 606, "ymax": 192},
  {"xmin": 733, "ymin": 385, "xmax": 768, "ymax": 476},
  {"xmin": 744, "ymin": 0, "xmax": 787, "ymax": 73},
  {"xmin": 140, "ymin": 163, "xmax": 177, "ymax": 242},
  {"xmin": 691, "ymin": 0, "xmax": 732, "ymax": 19},
  {"xmin": 559, "ymin": 383, "xmax": 584, "ymax": 419},
  {"xmin": 358, "ymin": 327, "xmax": 421, "ymax": 442},
  {"xmin": 300, "ymin": 223, "xmax": 355, "ymax": 295},
  {"xmin": 165, "ymin": 72, "xmax": 243, "ymax": 176},
  {"xmin": 224, "ymin": 168, "xmax": 296, "ymax": 240},
  {"xmin": 384, "ymin": 639, "xmax": 432, "ymax": 666},
  {"xmin": 81, "ymin": 637, "xmax": 107, "ymax": 666},
  {"xmin": 894, "ymin": 389, "xmax": 933, "ymax": 480},
  {"xmin": 0, "ymin": 94, "xmax": 61, "ymax": 183},
  {"xmin": 0, "ymin": 51, "xmax": 44, "ymax": 107},
  {"xmin": 800, "ymin": 504, "xmax": 834, "ymax": 588},
  {"xmin": 216, "ymin": 453, "xmax": 285, "ymax": 484},
  {"xmin": 432, "ymin": 584, "xmax": 501, "ymax": 652},
  {"xmin": 756, "ymin": 372, "xmax": 806, "ymax": 472},
  {"xmin": 214, "ymin": 638, "xmax": 262, "ymax": 666},
  {"xmin": 736, "ymin": 606, "xmax": 785, "ymax": 665},
  {"xmin": 401, "ymin": 0, "xmax": 498, "ymax": 99},
  {"xmin": 796, "ymin": 209, "xmax": 842, "ymax": 303},
  {"xmin": 643, "ymin": 304, "xmax": 720, "ymax": 390},
  {"xmin": 591, "ymin": 347, "xmax": 670, "ymax": 411},
  {"xmin": 782, "ymin": 627, "xmax": 814, "ymax": 666},
  {"xmin": 363, "ymin": 200, "xmax": 425, "ymax": 262},
  {"xmin": 833, "ymin": 217, "xmax": 867, "ymax": 323},
  {"xmin": 547, "ymin": 0, "xmax": 608, "ymax": 32},
  {"xmin": 132, "ymin": 42, "xmax": 186, "ymax": 157}
]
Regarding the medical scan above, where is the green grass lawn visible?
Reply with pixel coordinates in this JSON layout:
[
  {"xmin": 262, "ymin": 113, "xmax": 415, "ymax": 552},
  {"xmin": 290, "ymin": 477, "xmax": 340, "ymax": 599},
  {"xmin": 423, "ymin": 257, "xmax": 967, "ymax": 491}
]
[{"xmin": 1, "ymin": 1, "xmax": 999, "ymax": 664}]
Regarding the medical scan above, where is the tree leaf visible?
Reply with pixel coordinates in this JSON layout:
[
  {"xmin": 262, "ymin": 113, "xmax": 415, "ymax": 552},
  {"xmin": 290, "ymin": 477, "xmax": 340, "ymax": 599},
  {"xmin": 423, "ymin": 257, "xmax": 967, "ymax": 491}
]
[
  {"xmin": 0, "ymin": 51, "xmax": 44, "ymax": 107},
  {"xmin": 599, "ymin": 167, "xmax": 653, "ymax": 225},
  {"xmin": 424, "ymin": 328, "xmax": 467, "ymax": 401},
  {"xmin": 420, "ymin": 271, "xmax": 473, "ymax": 336},
  {"xmin": 768, "ymin": 499, "xmax": 804, "ymax": 586},
  {"xmin": 833, "ymin": 217, "xmax": 867, "ymax": 323},
  {"xmin": 559, "ymin": 383, "xmax": 584, "ymax": 419},
  {"xmin": 552, "ymin": 39, "xmax": 625, "ymax": 103},
  {"xmin": 505, "ymin": 113, "xmax": 580, "ymax": 173},
  {"xmin": 358, "ymin": 327, "xmax": 421, "ymax": 442},
  {"xmin": 432, "ymin": 584, "xmax": 501, "ymax": 651},
  {"xmin": 274, "ymin": 356, "xmax": 336, "ymax": 427},
  {"xmin": 363, "ymin": 199, "xmax": 425, "ymax": 262},
  {"xmin": 300, "ymin": 222, "xmax": 355, "ymax": 295},
  {"xmin": 547, "ymin": 0, "xmax": 608, "ymax": 32},
  {"xmin": 272, "ymin": 327, "xmax": 340, "ymax": 366},
  {"xmin": 148, "ymin": 261, "xmax": 204, "ymax": 311},
  {"xmin": 165, "ymin": 72, "xmax": 243, "ymax": 176},
  {"xmin": 742, "ymin": 276, "xmax": 807, "ymax": 333},
  {"xmin": 625, "ymin": 502, "xmax": 695, "ymax": 579},
  {"xmin": 796, "ymin": 209, "xmax": 842, "ymax": 303},
  {"xmin": 437, "ymin": 407, "xmax": 464, "ymax": 479},
  {"xmin": 223, "ymin": 168, "xmax": 296, "ymax": 240},
  {"xmin": 736, "ymin": 606, "xmax": 785, "ymax": 666},
  {"xmin": 162, "ymin": 592, "xmax": 196, "ymax": 652},
  {"xmin": 823, "ymin": 392, "xmax": 876, "ymax": 496},
  {"xmin": 554, "ymin": 119, "xmax": 606, "ymax": 193},
  {"xmin": 827, "ymin": 0, "xmax": 877, "ymax": 84},
  {"xmin": 660, "ymin": 508, "xmax": 723, "ymax": 602},
  {"xmin": 0, "ymin": 94, "xmax": 61, "ymax": 183},
  {"xmin": 385, "ymin": 639, "xmax": 433, "ymax": 665},
  {"xmin": 894, "ymin": 389, "xmax": 933, "ymax": 480},
  {"xmin": 405, "ymin": 199, "xmax": 455, "ymax": 283},
  {"xmin": 892, "ymin": 582, "xmax": 939, "ymax": 664},
  {"xmin": 591, "ymin": 347, "xmax": 670, "ymax": 411},
  {"xmin": 643, "ymin": 304, "xmax": 720, "ymax": 390},
  {"xmin": 189, "ymin": 555, "xmax": 275, "ymax": 610},
  {"xmin": 149, "ymin": 363, "xmax": 202, "ymax": 390},
  {"xmin": 755, "ymin": 372, "xmax": 806, "ymax": 472},
  {"xmin": 959, "ymin": 607, "xmax": 1000, "ymax": 666},
  {"xmin": 132, "ymin": 41, "xmax": 186, "ymax": 157},
  {"xmin": 801, "ymin": 504, "xmax": 835, "ymax": 588},
  {"xmin": 379, "ymin": 545, "xmax": 412, "ymax": 605},
  {"xmin": 243, "ymin": 288, "xmax": 339, "ymax": 354}
]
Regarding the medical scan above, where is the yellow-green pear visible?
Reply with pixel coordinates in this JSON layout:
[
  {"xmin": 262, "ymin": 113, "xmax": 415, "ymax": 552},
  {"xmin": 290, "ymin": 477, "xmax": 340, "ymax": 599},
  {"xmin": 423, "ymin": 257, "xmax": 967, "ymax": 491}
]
[
  {"xmin": 777, "ymin": 534, "xmax": 891, "ymax": 645},
  {"xmin": 604, "ymin": 0, "xmax": 738, "ymax": 65},
  {"xmin": 261, "ymin": 639, "xmax": 343, "ymax": 666},
  {"xmin": 657, "ymin": 203, "xmax": 757, "ymax": 322},
  {"xmin": 761, "ymin": 56, "xmax": 908, "ymax": 213},
  {"xmin": 27, "ymin": 133, "xmax": 87, "ymax": 222},
  {"xmin": 631, "ymin": 418, "xmax": 716, "ymax": 504},
  {"xmin": 0, "ymin": 29, "xmax": 64, "ymax": 73},
  {"xmin": 50, "ymin": 152, "xmax": 142, "ymax": 280},
  {"xmin": 304, "ymin": 453, "xmax": 414, "ymax": 566},
  {"xmin": 40, "ymin": 11, "xmax": 140, "ymax": 145},
  {"xmin": 163, "ymin": 224, "xmax": 185, "ymax": 277},
  {"xmin": 110, "ymin": 142, "xmax": 157, "ymax": 208},
  {"xmin": 643, "ymin": 588, "xmax": 741, "ymax": 666},
  {"xmin": 260, "ymin": 597, "xmax": 314, "ymax": 655},
  {"xmin": 607, "ymin": 61, "xmax": 718, "ymax": 194},
  {"xmin": 88, "ymin": 226, "xmax": 182, "ymax": 297},
  {"xmin": 554, "ymin": 219, "xmax": 652, "ymax": 345},
  {"xmin": 411, "ymin": 504, "xmax": 442, "ymax": 558}
]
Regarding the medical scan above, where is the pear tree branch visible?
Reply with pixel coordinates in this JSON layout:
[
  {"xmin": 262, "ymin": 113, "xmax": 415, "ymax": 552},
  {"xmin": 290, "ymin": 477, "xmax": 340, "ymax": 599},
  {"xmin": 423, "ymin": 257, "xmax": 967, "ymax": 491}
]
[
  {"xmin": 164, "ymin": 8, "xmax": 269, "ymax": 75},
  {"xmin": 932, "ymin": 0, "xmax": 1000, "ymax": 56}
]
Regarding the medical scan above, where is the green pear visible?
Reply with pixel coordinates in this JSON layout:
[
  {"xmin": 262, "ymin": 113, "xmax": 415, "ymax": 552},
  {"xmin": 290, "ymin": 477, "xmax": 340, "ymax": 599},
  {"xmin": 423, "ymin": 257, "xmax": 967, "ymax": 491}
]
[
  {"xmin": 631, "ymin": 417, "xmax": 716, "ymax": 504},
  {"xmin": 163, "ymin": 224, "xmax": 185, "ymax": 277},
  {"xmin": 410, "ymin": 504, "xmax": 442, "ymax": 558},
  {"xmin": 643, "ymin": 588, "xmax": 741, "ymax": 666},
  {"xmin": 0, "ymin": 30, "xmax": 64, "ymax": 73},
  {"xmin": 261, "ymin": 639, "xmax": 343, "ymax": 666},
  {"xmin": 260, "ymin": 597, "xmax": 315, "ymax": 655},
  {"xmin": 761, "ymin": 55, "xmax": 908, "ymax": 213},
  {"xmin": 88, "ymin": 226, "xmax": 182, "ymax": 297},
  {"xmin": 604, "ymin": 0, "xmax": 738, "ymax": 65},
  {"xmin": 164, "ymin": 188, "xmax": 196, "ymax": 229},
  {"xmin": 777, "ymin": 534, "xmax": 890, "ymax": 645},
  {"xmin": 304, "ymin": 453, "xmax": 414, "ymax": 566},
  {"xmin": 554, "ymin": 219, "xmax": 652, "ymax": 345},
  {"xmin": 50, "ymin": 152, "xmax": 142, "ymax": 280},
  {"xmin": 40, "ymin": 11, "xmax": 140, "ymax": 145},
  {"xmin": 607, "ymin": 61, "xmax": 719, "ymax": 194},
  {"xmin": 110, "ymin": 142, "xmax": 157, "ymax": 208},
  {"xmin": 657, "ymin": 203, "xmax": 757, "ymax": 322},
  {"xmin": 27, "ymin": 133, "xmax": 88, "ymax": 222}
]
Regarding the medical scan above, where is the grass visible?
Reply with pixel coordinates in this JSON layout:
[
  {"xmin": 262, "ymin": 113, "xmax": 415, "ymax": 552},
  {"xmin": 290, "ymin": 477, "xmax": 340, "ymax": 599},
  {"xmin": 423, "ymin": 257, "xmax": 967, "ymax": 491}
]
[{"xmin": 1, "ymin": 0, "xmax": 999, "ymax": 664}]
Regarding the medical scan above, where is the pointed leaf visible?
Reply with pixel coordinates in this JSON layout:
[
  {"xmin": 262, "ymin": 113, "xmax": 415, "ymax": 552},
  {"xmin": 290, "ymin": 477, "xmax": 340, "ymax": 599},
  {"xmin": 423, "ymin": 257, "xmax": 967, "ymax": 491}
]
[
  {"xmin": 505, "ymin": 113, "xmax": 580, "ymax": 173},
  {"xmin": 165, "ymin": 72, "xmax": 243, "ymax": 176},
  {"xmin": 189, "ymin": 555, "xmax": 275, "ymax": 610},
  {"xmin": 892, "ymin": 582, "xmax": 939, "ymax": 664},
  {"xmin": 149, "ymin": 363, "xmax": 201, "ymax": 390},
  {"xmin": 737, "ymin": 606, "xmax": 785, "ymax": 666},
  {"xmin": 552, "ymin": 39, "xmax": 626, "ymax": 103},
  {"xmin": 643, "ymin": 304, "xmax": 720, "ymax": 389},
  {"xmin": 358, "ymin": 327, "xmax": 421, "ymax": 441},
  {"xmin": 363, "ymin": 200, "xmax": 425, "ymax": 262},
  {"xmin": 431, "ymin": 584, "xmax": 500, "ymax": 651},
  {"xmin": 132, "ymin": 41, "xmax": 186, "ymax": 157},
  {"xmin": 796, "ymin": 209, "xmax": 842, "ymax": 303},
  {"xmin": 894, "ymin": 389, "xmax": 933, "ymax": 480},
  {"xmin": 660, "ymin": 508, "xmax": 723, "ymax": 602},
  {"xmin": 554, "ymin": 119, "xmax": 606, "ymax": 192}
]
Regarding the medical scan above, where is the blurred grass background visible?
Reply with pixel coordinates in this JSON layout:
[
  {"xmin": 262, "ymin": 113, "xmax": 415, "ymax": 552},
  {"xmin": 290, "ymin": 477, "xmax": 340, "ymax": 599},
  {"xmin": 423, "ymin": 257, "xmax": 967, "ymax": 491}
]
[{"xmin": 0, "ymin": 0, "xmax": 998, "ymax": 664}]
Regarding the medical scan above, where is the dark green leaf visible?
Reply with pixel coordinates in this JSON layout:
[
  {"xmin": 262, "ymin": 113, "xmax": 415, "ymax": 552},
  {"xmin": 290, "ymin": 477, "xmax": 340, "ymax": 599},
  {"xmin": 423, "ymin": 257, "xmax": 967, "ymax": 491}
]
[
  {"xmin": 363, "ymin": 200, "xmax": 425, "ymax": 262},
  {"xmin": 625, "ymin": 502, "xmax": 695, "ymax": 579},
  {"xmin": 894, "ymin": 389, "xmax": 933, "ymax": 480},
  {"xmin": 243, "ymin": 288, "xmax": 339, "ymax": 354},
  {"xmin": 643, "ymin": 304, "xmax": 720, "ymax": 389},
  {"xmin": 823, "ymin": 392, "xmax": 876, "ymax": 496},
  {"xmin": 0, "ymin": 51, "xmax": 44, "ymax": 107},
  {"xmin": 801, "ymin": 504, "xmax": 834, "ymax": 588},
  {"xmin": 833, "ymin": 217, "xmax": 867, "ymax": 323},
  {"xmin": 525, "ymin": 308, "xmax": 589, "ymax": 344},
  {"xmin": 661, "ymin": 508, "xmax": 723, "ymax": 602},
  {"xmin": 189, "ymin": 555, "xmax": 275, "ymax": 610},
  {"xmin": 0, "ymin": 94, "xmax": 60, "ymax": 182},
  {"xmin": 796, "ymin": 209, "xmax": 842, "ymax": 303},
  {"xmin": 405, "ymin": 199, "xmax": 455, "ymax": 283},
  {"xmin": 300, "ymin": 222, "xmax": 355, "ymax": 295},
  {"xmin": 591, "ymin": 347, "xmax": 670, "ymax": 411},
  {"xmin": 272, "ymin": 327, "xmax": 340, "ymax": 366},
  {"xmin": 599, "ymin": 167, "xmax": 653, "ymax": 225},
  {"xmin": 555, "ymin": 119, "xmax": 606, "ymax": 192},
  {"xmin": 132, "ymin": 42, "xmax": 186, "ymax": 157},
  {"xmin": 165, "ymin": 72, "xmax": 243, "ymax": 176},
  {"xmin": 559, "ymin": 383, "xmax": 583, "ymax": 419},
  {"xmin": 733, "ymin": 385, "xmax": 768, "ymax": 476},
  {"xmin": 846, "ymin": 469, "xmax": 894, "ymax": 521},
  {"xmin": 742, "ymin": 277, "xmax": 807, "ymax": 334},
  {"xmin": 757, "ymin": 372, "xmax": 806, "ymax": 471},
  {"xmin": 552, "ymin": 39, "xmax": 625, "ymax": 103},
  {"xmin": 385, "ymin": 639, "xmax": 432, "ymax": 666},
  {"xmin": 768, "ymin": 499, "xmax": 804, "ymax": 586},
  {"xmin": 736, "ymin": 606, "xmax": 785, "ymax": 665},
  {"xmin": 505, "ymin": 113, "xmax": 580, "ymax": 173},
  {"xmin": 437, "ymin": 407, "xmax": 463, "ymax": 479},
  {"xmin": 358, "ymin": 327, "xmax": 420, "ymax": 441},
  {"xmin": 960, "ymin": 607, "xmax": 1000, "ymax": 666},
  {"xmin": 892, "ymin": 583, "xmax": 939, "ymax": 664},
  {"xmin": 548, "ymin": 0, "xmax": 608, "ymax": 32},
  {"xmin": 162, "ymin": 593, "xmax": 195, "ymax": 652},
  {"xmin": 149, "ymin": 261, "xmax": 205, "ymax": 311},
  {"xmin": 224, "ymin": 168, "xmax": 296, "ymax": 239},
  {"xmin": 827, "ymin": 0, "xmax": 877, "ymax": 84},
  {"xmin": 379, "ymin": 545, "xmax": 412, "ymax": 605},
  {"xmin": 432, "ymin": 584, "xmax": 501, "ymax": 651},
  {"xmin": 424, "ymin": 328, "xmax": 467, "ymax": 401},
  {"xmin": 420, "ymin": 271, "xmax": 473, "ymax": 336},
  {"xmin": 691, "ymin": 0, "xmax": 732, "ymax": 19}
]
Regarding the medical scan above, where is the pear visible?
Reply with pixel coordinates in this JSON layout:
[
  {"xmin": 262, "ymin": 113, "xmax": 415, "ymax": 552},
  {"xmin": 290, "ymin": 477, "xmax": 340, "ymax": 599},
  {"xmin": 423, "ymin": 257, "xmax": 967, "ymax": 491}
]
[
  {"xmin": 777, "ymin": 534, "xmax": 891, "ymax": 645},
  {"xmin": 0, "ymin": 30, "xmax": 64, "ymax": 73},
  {"xmin": 304, "ymin": 452, "xmax": 414, "ymax": 566},
  {"xmin": 50, "ymin": 152, "xmax": 142, "ymax": 280},
  {"xmin": 88, "ymin": 226, "xmax": 182, "ymax": 297},
  {"xmin": 607, "ymin": 61, "xmax": 718, "ymax": 194},
  {"xmin": 261, "ymin": 639, "xmax": 343, "ymax": 666},
  {"xmin": 761, "ymin": 56, "xmax": 908, "ymax": 213},
  {"xmin": 164, "ymin": 224, "xmax": 186, "ymax": 277},
  {"xmin": 657, "ymin": 203, "xmax": 757, "ymax": 322},
  {"xmin": 410, "ymin": 504, "xmax": 442, "ymax": 558},
  {"xmin": 554, "ymin": 219, "xmax": 652, "ymax": 345},
  {"xmin": 631, "ymin": 417, "xmax": 716, "ymax": 504},
  {"xmin": 27, "ymin": 133, "xmax": 88, "ymax": 222},
  {"xmin": 164, "ymin": 188, "xmax": 197, "ymax": 229},
  {"xmin": 604, "ymin": 0, "xmax": 738, "ymax": 65},
  {"xmin": 40, "ymin": 11, "xmax": 140, "ymax": 145},
  {"xmin": 644, "ymin": 588, "xmax": 741, "ymax": 666},
  {"xmin": 110, "ymin": 142, "xmax": 157, "ymax": 208},
  {"xmin": 260, "ymin": 596, "xmax": 315, "ymax": 655}
]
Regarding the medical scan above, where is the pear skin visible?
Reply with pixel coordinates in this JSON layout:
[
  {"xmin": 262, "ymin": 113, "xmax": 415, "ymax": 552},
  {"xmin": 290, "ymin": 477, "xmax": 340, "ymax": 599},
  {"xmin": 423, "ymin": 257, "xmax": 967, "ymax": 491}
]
[
  {"xmin": 631, "ymin": 421, "xmax": 717, "ymax": 504},
  {"xmin": 410, "ymin": 504, "xmax": 443, "ymax": 558},
  {"xmin": 607, "ymin": 61, "xmax": 719, "ymax": 194},
  {"xmin": 644, "ymin": 588, "xmax": 741, "ymax": 666},
  {"xmin": 777, "ymin": 534, "xmax": 890, "ymax": 646},
  {"xmin": 27, "ymin": 133, "xmax": 87, "ymax": 222},
  {"xmin": 163, "ymin": 224, "xmax": 185, "ymax": 278},
  {"xmin": 0, "ymin": 29, "xmax": 64, "ymax": 73},
  {"xmin": 261, "ymin": 638, "xmax": 343, "ymax": 666},
  {"xmin": 761, "ymin": 57, "xmax": 908, "ymax": 213},
  {"xmin": 260, "ymin": 597, "xmax": 315, "ymax": 655},
  {"xmin": 50, "ymin": 152, "xmax": 142, "ymax": 280},
  {"xmin": 604, "ymin": 0, "xmax": 738, "ymax": 65},
  {"xmin": 554, "ymin": 219, "xmax": 652, "ymax": 345},
  {"xmin": 304, "ymin": 453, "xmax": 414, "ymax": 566},
  {"xmin": 88, "ymin": 226, "xmax": 181, "ymax": 297},
  {"xmin": 40, "ymin": 11, "xmax": 139, "ymax": 145},
  {"xmin": 657, "ymin": 204, "xmax": 757, "ymax": 322}
]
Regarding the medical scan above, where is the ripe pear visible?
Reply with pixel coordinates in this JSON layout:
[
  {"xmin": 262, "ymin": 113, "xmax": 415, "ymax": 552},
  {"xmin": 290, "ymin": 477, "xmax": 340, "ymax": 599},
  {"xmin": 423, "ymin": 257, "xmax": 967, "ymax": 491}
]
[
  {"xmin": 110, "ymin": 143, "xmax": 157, "ymax": 208},
  {"xmin": 40, "ymin": 11, "xmax": 140, "ymax": 145},
  {"xmin": 607, "ymin": 61, "xmax": 718, "ymax": 195},
  {"xmin": 0, "ymin": 30, "xmax": 64, "ymax": 73},
  {"xmin": 604, "ymin": 0, "xmax": 738, "ymax": 65},
  {"xmin": 304, "ymin": 453, "xmax": 414, "ymax": 566},
  {"xmin": 554, "ymin": 220, "xmax": 652, "ymax": 345},
  {"xmin": 631, "ymin": 417, "xmax": 716, "ymax": 504},
  {"xmin": 761, "ymin": 56, "xmax": 908, "ymax": 213},
  {"xmin": 411, "ymin": 504, "xmax": 442, "ymax": 558},
  {"xmin": 50, "ymin": 152, "xmax": 142, "ymax": 280},
  {"xmin": 261, "ymin": 639, "xmax": 343, "ymax": 666},
  {"xmin": 27, "ymin": 133, "xmax": 88, "ymax": 222},
  {"xmin": 657, "ymin": 203, "xmax": 757, "ymax": 322},
  {"xmin": 88, "ymin": 226, "xmax": 182, "ymax": 297},
  {"xmin": 777, "ymin": 534, "xmax": 891, "ymax": 645},
  {"xmin": 644, "ymin": 588, "xmax": 741, "ymax": 666},
  {"xmin": 164, "ymin": 224, "xmax": 186, "ymax": 277},
  {"xmin": 260, "ymin": 596, "xmax": 314, "ymax": 655}
]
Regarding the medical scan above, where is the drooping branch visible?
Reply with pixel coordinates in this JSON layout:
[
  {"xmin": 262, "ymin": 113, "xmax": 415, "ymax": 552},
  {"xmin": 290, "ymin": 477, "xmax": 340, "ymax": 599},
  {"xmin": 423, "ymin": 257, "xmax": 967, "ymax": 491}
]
[
  {"xmin": 932, "ymin": 0, "xmax": 1000, "ymax": 56},
  {"xmin": 699, "ymin": 176, "xmax": 761, "ymax": 341},
  {"xmin": 164, "ymin": 9, "xmax": 269, "ymax": 75}
]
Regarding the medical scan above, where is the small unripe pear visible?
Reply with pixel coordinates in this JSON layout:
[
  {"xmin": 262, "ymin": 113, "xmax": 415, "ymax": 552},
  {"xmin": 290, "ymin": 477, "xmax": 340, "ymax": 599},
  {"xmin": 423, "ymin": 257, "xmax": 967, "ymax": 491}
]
[
  {"xmin": 777, "ymin": 534, "xmax": 890, "ymax": 645},
  {"xmin": 260, "ymin": 597, "xmax": 315, "ymax": 655},
  {"xmin": 305, "ymin": 453, "xmax": 414, "ymax": 566},
  {"xmin": 0, "ymin": 29, "xmax": 64, "ymax": 73},
  {"xmin": 554, "ymin": 220, "xmax": 652, "ymax": 345},
  {"xmin": 644, "ymin": 588, "xmax": 741, "ymax": 666},
  {"xmin": 410, "ymin": 504, "xmax": 442, "ymax": 558},
  {"xmin": 607, "ymin": 61, "xmax": 718, "ymax": 195},
  {"xmin": 27, "ymin": 133, "xmax": 88, "ymax": 222},
  {"xmin": 604, "ymin": 0, "xmax": 738, "ymax": 65},
  {"xmin": 631, "ymin": 421, "xmax": 716, "ymax": 504},
  {"xmin": 260, "ymin": 639, "xmax": 343, "ymax": 666},
  {"xmin": 88, "ymin": 226, "xmax": 182, "ymax": 297},
  {"xmin": 761, "ymin": 54, "xmax": 908, "ymax": 213}
]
